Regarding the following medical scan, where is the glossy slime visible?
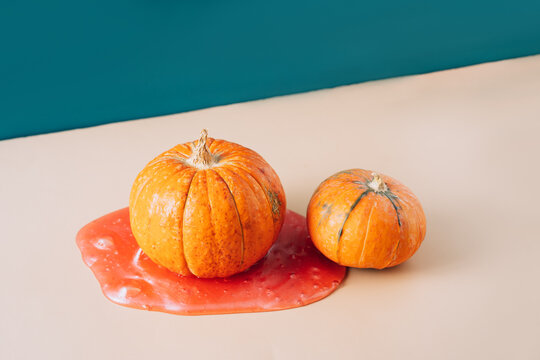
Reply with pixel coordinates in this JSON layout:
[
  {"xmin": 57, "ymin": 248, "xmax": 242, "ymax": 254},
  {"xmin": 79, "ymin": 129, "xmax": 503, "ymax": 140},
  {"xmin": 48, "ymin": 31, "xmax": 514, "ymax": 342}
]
[{"xmin": 76, "ymin": 208, "xmax": 346, "ymax": 315}]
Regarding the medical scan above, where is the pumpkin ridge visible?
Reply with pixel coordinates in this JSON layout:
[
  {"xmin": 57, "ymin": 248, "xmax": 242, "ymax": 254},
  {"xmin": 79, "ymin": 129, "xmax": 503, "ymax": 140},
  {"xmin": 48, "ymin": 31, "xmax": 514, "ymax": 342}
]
[
  {"xmin": 131, "ymin": 160, "xmax": 181, "ymax": 209},
  {"xmin": 412, "ymin": 195, "xmax": 427, "ymax": 254},
  {"xmin": 357, "ymin": 203, "xmax": 376, "ymax": 264},
  {"xmin": 383, "ymin": 191, "xmax": 402, "ymax": 227},
  {"xmin": 353, "ymin": 175, "xmax": 370, "ymax": 184},
  {"xmin": 205, "ymin": 138, "xmax": 228, "ymax": 164},
  {"xmin": 180, "ymin": 170, "xmax": 197, "ymax": 276},
  {"xmin": 227, "ymin": 163, "xmax": 277, "ymax": 233},
  {"xmin": 386, "ymin": 238, "xmax": 401, "ymax": 268},
  {"xmin": 386, "ymin": 207, "xmax": 402, "ymax": 267},
  {"xmin": 148, "ymin": 144, "xmax": 192, "ymax": 165},
  {"xmin": 212, "ymin": 168, "xmax": 245, "ymax": 266},
  {"xmin": 336, "ymin": 189, "xmax": 371, "ymax": 261},
  {"xmin": 129, "ymin": 172, "xmax": 153, "ymax": 215},
  {"xmin": 386, "ymin": 190, "xmax": 415, "ymax": 267},
  {"xmin": 389, "ymin": 190, "xmax": 418, "ymax": 266},
  {"xmin": 205, "ymin": 170, "xmax": 226, "ymax": 276},
  {"xmin": 142, "ymin": 177, "xmax": 162, "ymax": 249},
  {"xmin": 153, "ymin": 155, "xmax": 188, "ymax": 165}
]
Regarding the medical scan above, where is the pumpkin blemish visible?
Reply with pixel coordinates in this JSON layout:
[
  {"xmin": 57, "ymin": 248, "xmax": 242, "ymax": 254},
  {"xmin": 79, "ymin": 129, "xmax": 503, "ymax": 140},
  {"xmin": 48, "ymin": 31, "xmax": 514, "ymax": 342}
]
[
  {"xmin": 318, "ymin": 203, "xmax": 333, "ymax": 226},
  {"xmin": 267, "ymin": 190, "xmax": 282, "ymax": 216}
]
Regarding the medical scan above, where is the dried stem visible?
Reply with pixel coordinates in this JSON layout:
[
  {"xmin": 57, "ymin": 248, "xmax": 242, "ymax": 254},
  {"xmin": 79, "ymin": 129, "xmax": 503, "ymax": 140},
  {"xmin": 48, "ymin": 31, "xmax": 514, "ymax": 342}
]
[
  {"xmin": 367, "ymin": 172, "xmax": 388, "ymax": 192},
  {"xmin": 188, "ymin": 129, "xmax": 214, "ymax": 169}
]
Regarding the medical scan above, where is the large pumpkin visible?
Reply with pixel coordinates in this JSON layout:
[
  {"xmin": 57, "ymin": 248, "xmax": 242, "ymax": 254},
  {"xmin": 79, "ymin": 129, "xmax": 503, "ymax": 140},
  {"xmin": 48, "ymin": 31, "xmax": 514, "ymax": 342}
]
[
  {"xmin": 129, "ymin": 130, "xmax": 286, "ymax": 278},
  {"xmin": 307, "ymin": 169, "xmax": 425, "ymax": 269}
]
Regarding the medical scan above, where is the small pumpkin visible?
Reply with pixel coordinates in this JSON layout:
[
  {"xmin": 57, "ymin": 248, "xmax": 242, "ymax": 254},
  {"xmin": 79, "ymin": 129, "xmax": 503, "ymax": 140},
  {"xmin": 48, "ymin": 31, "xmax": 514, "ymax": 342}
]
[
  {"xmin": 129, "ymin": 130, "xmax": 286, "ymax": 278},
  {"xmin": 307, "ymin": 169, "xmax": 426, "ymax": 269}
]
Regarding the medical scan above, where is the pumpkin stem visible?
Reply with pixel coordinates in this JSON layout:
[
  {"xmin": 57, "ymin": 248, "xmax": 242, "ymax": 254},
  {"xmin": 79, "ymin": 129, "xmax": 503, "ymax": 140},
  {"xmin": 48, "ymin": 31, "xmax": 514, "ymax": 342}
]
[
  {"xmin": 367, "ymin": 172, "xmax": 388, "ymax": 193},
  {"xmin": 189, "ymin": 129, "xmax": 214, "ymax": 169}
]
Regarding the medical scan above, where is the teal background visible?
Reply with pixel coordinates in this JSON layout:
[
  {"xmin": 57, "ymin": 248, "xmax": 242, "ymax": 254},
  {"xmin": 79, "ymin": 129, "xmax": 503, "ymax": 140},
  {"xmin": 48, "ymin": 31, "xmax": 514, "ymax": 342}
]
[{"xmin": 2, "ymin": 1, "xmax": 540, "ymax": 140}]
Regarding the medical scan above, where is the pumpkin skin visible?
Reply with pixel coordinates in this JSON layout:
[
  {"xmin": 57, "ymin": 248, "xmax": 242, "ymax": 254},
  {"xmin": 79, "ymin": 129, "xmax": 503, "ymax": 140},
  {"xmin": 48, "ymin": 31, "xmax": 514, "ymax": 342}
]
[
  {"xmin": 129, "ymin": 130, "xmax": 286, "ymax": 278},
  {"xmin": 307, "ymin": 169, "xmax": 426, "ymax": 269}
]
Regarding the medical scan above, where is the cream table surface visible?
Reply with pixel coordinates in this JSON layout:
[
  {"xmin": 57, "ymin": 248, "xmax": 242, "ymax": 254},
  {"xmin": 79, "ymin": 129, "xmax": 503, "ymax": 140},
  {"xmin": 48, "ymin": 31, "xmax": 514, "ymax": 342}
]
[{"xmin": 1, "ymin": 55, "xmax": 540, "ymax": 360}]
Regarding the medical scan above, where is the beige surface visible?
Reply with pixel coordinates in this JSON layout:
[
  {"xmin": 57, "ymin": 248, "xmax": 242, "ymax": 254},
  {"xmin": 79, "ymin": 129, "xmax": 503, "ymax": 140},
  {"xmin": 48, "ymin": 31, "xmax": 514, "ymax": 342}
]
[{"xmin": 1, "ymin": 55, "xmax": 540, "ymax": 360}]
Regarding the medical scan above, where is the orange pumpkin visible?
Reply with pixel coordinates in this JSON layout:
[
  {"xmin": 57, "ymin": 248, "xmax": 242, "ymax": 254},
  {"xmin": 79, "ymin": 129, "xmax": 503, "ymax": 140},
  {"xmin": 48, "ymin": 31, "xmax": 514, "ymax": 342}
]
[
  {"xmin": 129, "ymin": 130, "xmax": 286, "ymax": 278},
  {"xmin": 307, "ymin": 169, "xmax": 426, "ymax": 269}
]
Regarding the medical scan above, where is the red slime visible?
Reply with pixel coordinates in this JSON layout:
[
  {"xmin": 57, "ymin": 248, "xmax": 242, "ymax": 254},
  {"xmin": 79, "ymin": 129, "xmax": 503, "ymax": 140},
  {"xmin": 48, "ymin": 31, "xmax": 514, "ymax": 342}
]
[{"xmin": 76, "ymin": 208, "xmax": 346, "ymax": 315}]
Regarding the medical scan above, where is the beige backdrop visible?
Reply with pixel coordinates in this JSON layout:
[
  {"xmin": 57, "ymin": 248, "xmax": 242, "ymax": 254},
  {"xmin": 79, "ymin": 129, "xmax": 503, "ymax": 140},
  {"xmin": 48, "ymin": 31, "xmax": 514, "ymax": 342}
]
[{"xmin": 1, "ymin": 55, "xmax": 539, "ymax": 359}]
